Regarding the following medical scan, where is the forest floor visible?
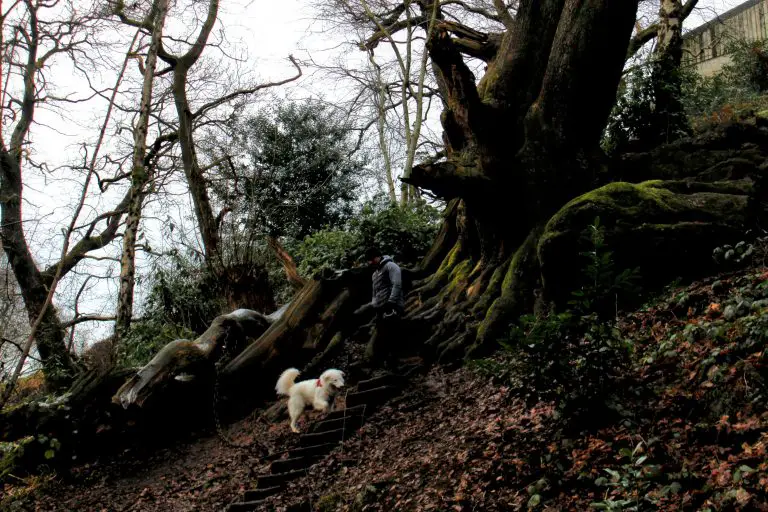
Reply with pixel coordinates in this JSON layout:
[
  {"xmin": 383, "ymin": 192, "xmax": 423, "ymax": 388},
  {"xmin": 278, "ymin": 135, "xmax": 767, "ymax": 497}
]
[{"xmin": 4, "ymin": 264, "xmax": 768, "ymax": 511}]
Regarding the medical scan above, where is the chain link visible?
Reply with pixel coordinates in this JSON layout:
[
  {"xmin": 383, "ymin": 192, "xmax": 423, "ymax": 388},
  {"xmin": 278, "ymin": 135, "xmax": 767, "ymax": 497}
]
[{"xmin": 212, "ymin": 331, "xmax": 256, "ymax": 448}]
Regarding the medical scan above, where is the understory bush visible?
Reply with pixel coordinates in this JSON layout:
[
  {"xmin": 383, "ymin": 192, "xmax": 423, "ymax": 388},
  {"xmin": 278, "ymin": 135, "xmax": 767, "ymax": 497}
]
[
  {"xmin": 605, "ymin": 37, "xmax": 768, "ymax": 152},
  {"xmin": 475, "ymin": 218, "xmax": 639, "ymax": 421},
  {"xmin": 294, "ymin": 195, "xmax": 442, "ymax": 276}
]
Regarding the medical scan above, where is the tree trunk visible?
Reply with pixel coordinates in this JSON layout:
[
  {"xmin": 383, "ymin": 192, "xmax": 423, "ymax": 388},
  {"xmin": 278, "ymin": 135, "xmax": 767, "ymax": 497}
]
[
  {"xmin": 0, "ymin": 1, "xmax": 76, "ymax": 386},
  {"xmin": 114, "ymin": 308, "xmax": 271, "ymax": 408},
  {"xmin": 116, "ymin": 0, "xmax": 169, "ymax": 340},
  {"xmin": 649, "ymin": 0, "xmax": 690, "ymax": 145},
  {"xmin": 160, "ymin": 0, "xmax": 222, "ymax": 268},
  {"xmin": 368, "ymin": 51, "xmax": 398, "ymax": 203},
  {"xmin": 399, "ymin": 0, "xmax": 641, "ymax": 359},
  {"xmin": 0, "ymin": 152, "xmax": 72, "ymax": 385}
]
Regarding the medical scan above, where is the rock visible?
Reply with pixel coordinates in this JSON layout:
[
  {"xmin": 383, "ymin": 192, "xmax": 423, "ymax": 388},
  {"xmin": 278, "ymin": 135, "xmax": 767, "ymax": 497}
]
[
  {"xmin": 736, "ymin": 300, "xmax": 751, "ymax": 315},
  {"xmin": 711, "ymin": 280, "xmax": 727, "ymax": 294},
  {"xmin": 723, "ymin": 305, "xmax": 738, "ymax": 321}
]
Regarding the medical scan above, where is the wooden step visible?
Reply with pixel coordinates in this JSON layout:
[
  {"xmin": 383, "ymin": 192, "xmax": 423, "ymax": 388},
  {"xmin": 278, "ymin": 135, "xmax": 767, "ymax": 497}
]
[
  {"xmin": 324, "ymin": 404, "xmax": 367, "ymax": 421},
  {"xmin": 225, "ymin": 499, "xmax": 267, "ymax": 512},
  {"xmin": 243, "ymin": 485, "xmax": 283, "ymax": 501},
  {"xmin": 256, "ymin": 469, "xmax": 306, "ymax": 488},
  {"xmin": 286, "ymin": 442, "xmax": 338, "ymax": 459},
  {"xmin": 299, "ymin": 427, "xmax": 353, "ymax": 447},
  {"xmin": 356, "ymin": 373, "xmax": 405, "ymax": 392},
  {"xmin": 270, "ymin": 455, "xmax": 322, "ymax": 474},
  {"xmin": 311, "ymin": 414, "xmax": 364, "ymax": 434},
  {"xmin": 286, "ymin": 501, "xmax": 312, "ymax": 512},
  {"xmin": 345, "ymin": 385, "xmax": 399, "ymax": 409}
]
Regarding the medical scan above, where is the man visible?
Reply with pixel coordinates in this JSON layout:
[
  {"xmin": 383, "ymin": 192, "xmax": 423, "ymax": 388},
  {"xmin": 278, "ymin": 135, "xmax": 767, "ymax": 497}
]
[{"xmin": 354, "ymin": 247, "xmax": 404, "ymax": 367}]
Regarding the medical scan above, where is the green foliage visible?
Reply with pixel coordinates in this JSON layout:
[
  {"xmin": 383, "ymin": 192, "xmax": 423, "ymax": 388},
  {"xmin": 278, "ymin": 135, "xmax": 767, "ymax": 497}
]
[
  {"xmin": 293, "ymin": 229, "xmax": 358, "ymax": 276},
  {"xmin": 603, "ymin": 64, "xmax": 689, "ymax": 155},
  {"xmin": 712, "ymin": 239, "xmax": 757, "ymax": 267},
  {"xmin": 213, "ymin": 100, "xmax": 365, "ymax": 240},
  {"xmin": 681, "ymin": 38, "xmax": 768, "ymax": 128},
  {"xmin": 0, "ymin": 436, "xmax": 33, "ymax": 480},
  {"xmin": 507, "ymin": 312, "xmax": 631, "ymax": 419},
  {"xmin": 570, "ymin": 217, "xmax": 640, "ymax": 318},
  {"xmin": 353, "ymin": 196, "xmax": 441, "ymax": 263},
  {"xmin": 722, "ymin": 39, "xmax": 768, "ymax": 94},
  {"xmin": 603, "ymin": 67, "xmax": 657, "ymax": 154},
  {"xmin": 294, "ymin": 195, "xmax": 441, "ymax": 276},
  {"xmin": 479, "ymin": 219, "xmax": 637, "ymax": 419},
  {"xmin": 605, "ymin": 38, "xmax": 768, "ymax": 152},
  {"xmin": 590, "ymin": 440, "xmax": 666, "ymax": 511}
]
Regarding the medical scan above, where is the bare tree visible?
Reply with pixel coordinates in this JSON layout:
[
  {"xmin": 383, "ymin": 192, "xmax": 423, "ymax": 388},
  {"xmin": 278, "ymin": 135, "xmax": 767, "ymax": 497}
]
[
  {"xmin": 310, "ymin": 0, "xmax": 452, "ymax": 206},
  {"xmin": 115, "ymin": 0, "xmax": 170, "ymax": 340},
  {"xmin": 0, "ymin": 0, "xmax": 137, "ymax": 392}
]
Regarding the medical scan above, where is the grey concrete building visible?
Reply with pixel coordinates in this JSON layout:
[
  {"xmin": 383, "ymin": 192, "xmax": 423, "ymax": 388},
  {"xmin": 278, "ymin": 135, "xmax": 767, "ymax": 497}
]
[{"xmin": 683, "ymin": 0, "xmax": 768, "ymax": 76}]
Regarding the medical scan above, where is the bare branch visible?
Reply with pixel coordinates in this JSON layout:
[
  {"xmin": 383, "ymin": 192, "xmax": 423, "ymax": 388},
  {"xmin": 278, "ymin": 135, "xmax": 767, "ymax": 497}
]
[
  {"xmin": 192, "ymin": 55, "xmax": 302, "ymax": 120},
  {"xmin": 63, "ymin": 315, "xmax": 116, "ymax": 329},
  {"xmin": 627, "ymin": 0, "xmax": 699, "ymax": 59}
]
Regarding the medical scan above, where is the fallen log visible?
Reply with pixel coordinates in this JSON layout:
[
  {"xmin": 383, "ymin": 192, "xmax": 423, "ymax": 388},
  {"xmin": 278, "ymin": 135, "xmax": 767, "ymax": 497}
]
[{"xmin": 113, "ymin": 308, "xmax": 271, "ymax": 408}]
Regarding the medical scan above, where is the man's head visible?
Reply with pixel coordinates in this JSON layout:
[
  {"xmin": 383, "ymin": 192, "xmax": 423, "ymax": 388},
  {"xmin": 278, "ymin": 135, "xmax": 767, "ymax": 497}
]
[{"xmin": 364, "ymin": 247, "xmax": 382, "ymax": 266}]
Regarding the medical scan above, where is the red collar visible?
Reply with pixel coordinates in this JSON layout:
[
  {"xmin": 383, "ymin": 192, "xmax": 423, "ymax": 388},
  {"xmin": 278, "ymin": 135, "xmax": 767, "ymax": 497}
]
[{"xmin": 316, "ymin": 379, "xmax": 322, "ymax": 387}]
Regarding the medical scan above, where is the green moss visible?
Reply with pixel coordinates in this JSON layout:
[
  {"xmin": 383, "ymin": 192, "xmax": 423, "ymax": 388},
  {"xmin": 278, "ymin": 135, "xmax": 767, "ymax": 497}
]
[
  {"xmin": 316, "ymin": 493, "xmax": 343, "ymax": 511},
  {"xmin": 537, "ymin": 178, "xmax": 752, "ymax": 311},
  {"xmin": 435, "ymin": 242, "xmax": 462, "ymax": 278},
  {"xmin": 472, "ymin": 257, "xmax": 511, "ymax": 315},
  {"xmin": 445, "ymin": 259, "xmax": 472, "ymax": 294},
  {"xmin": 476, "ymin": 226, "xmax": 543, "ymax": 347},
  {"xmin": 540, "ymin": 179, "xmax": 750, "ymax": 257}
]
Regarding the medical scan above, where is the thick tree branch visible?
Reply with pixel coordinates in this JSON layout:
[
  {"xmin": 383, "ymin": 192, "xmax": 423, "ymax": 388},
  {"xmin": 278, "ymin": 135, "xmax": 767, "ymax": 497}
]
[
  {"xmin": 43, "ymin": 190, "xmax": 131, "ymax": 282},
  {"xmin": 492, "ymin": 0, "xmax": 515, "ymax": 30},
  {"xmin": 363, "ymin": 15, "xmax": 428, "ymax": 50},
  {"xmin": 63, "ymin": 315, "xmax": 117, "ymax": 329},
  {"xmin": 626, "ymin": 0, "xmax": 698, "ymax": 59},
  {"xmin": 404, "ymin": 159, "xmax": 490, "ymax": 198},
  {"xmin": 111, "ymin": 0, "xmax": 154, "ymax": 31},
  {"xmin": 427, "ymin": 27, "xmax": 483, "ymax": 146}
]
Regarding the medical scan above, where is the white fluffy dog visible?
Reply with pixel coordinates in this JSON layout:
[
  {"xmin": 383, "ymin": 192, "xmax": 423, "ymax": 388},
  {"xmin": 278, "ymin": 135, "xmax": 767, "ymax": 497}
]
[{"xmin": 275, "ymin": 368, "xmax": 345, "ymax": 433}]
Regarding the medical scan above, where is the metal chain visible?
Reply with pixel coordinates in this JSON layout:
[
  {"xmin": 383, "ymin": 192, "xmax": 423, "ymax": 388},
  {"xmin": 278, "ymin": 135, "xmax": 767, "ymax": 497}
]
[{"xmin": 212, "ymin": 331, "xmax": 256, "ymax": 449}]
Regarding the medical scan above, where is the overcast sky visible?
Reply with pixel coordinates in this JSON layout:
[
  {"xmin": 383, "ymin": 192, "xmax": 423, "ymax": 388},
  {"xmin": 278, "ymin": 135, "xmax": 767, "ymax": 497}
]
[{"xmin": 6, "ymin": 0, "xmax": 752, "ymax": 353}]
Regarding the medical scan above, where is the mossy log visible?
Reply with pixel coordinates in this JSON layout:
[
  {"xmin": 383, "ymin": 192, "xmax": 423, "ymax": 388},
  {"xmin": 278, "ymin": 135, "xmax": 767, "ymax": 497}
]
[
  {"xmin": 537, "ymin": 179, "xmax": 759, "ymax": 306},
  {"xmin": 220, "ymin": 267, "xmax": 372, "ymax": 393},
  {"xmin": 113, "ymin": 309, "xmax": 271, "ymax": 408}
]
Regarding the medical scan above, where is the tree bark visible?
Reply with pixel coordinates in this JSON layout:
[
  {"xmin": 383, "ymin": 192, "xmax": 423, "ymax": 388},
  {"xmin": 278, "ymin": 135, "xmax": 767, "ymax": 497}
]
[
  {"xmin": 161, "ymin": 0, "xmax": 223, "ymax": 268},
  {"xmin": 0, "ymin": 155, "xmax": 72, "ymax": 385},
  {"xmin": 396, "ymin": 0, "xmax": 641, "ymax": 358},
  {"xmin": 648, "ymin": 0, "xmax": 691, "ymax": 146},
  {"xmin": 114, "ymin": 308, "xmax": 271, "ymax": 408},
  {"xmin": 116, "ymin": 0, "xmax": 170, "ymax": 340}
]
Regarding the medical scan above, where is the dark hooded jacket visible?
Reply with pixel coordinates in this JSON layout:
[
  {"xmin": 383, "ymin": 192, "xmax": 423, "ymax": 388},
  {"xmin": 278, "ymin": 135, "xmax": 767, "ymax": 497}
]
[{"xmin": 371, "ymin": 256, "xmax": 404, "ymax": 310}]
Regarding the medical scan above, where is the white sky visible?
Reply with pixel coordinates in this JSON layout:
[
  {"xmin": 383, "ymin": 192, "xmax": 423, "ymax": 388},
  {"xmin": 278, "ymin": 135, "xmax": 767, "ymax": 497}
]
[{"xmin": 4, "ymin": 0, "xmax": 751, "ymax": 352}]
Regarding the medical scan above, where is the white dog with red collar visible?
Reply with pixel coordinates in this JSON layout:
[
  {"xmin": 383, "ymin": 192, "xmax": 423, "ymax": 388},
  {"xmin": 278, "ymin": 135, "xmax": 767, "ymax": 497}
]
[{"xmin": 275, "ymin": 367, "xmax": 345, "ymax": 433}]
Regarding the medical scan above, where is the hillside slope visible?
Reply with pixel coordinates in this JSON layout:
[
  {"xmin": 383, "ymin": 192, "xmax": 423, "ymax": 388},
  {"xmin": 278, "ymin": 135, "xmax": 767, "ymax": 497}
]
[{"xmin": 5, "ymin": 265, "xmax": 768, "ymax": 511}]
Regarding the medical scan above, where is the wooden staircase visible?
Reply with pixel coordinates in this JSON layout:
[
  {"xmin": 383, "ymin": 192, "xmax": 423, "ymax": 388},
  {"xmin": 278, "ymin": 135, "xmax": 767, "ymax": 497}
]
[{"xmin": 225, "ymin": 373, "xmax": 406, "ymax": 511}]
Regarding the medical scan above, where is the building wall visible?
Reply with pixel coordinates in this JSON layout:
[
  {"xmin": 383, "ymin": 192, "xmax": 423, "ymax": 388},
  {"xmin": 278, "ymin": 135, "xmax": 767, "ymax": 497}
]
[{"xmin": 682, "ymin": 0, "xmax": 768, "ymax": 77}]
